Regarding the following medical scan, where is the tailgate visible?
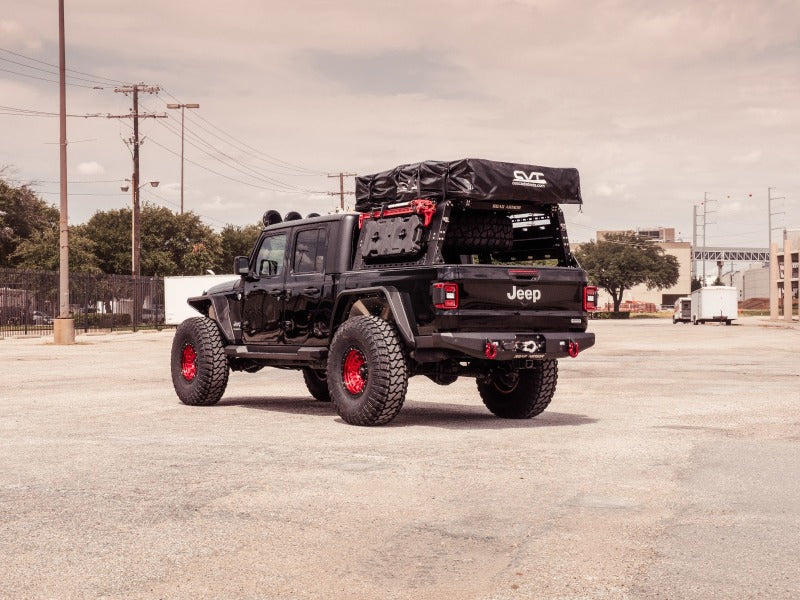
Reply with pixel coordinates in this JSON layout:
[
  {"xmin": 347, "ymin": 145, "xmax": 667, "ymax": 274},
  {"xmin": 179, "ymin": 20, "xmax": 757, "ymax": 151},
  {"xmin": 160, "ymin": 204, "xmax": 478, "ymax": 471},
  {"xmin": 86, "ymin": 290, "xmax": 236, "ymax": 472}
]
[{"xmin": 451, "ymin": 265, "xmax": 588, "ymax": 332}]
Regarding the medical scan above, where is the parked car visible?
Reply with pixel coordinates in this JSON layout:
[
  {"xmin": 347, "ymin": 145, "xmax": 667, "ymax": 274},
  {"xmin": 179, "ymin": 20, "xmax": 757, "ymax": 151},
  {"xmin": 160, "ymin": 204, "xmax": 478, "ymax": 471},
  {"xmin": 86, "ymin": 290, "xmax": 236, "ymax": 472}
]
[
  {"xmin": 142, "ymin": 306, "xmax": 165, "ymax": 324},
  {"xmin": 32, "ymin": 311, "xmax": 53, "ymax": 325}
]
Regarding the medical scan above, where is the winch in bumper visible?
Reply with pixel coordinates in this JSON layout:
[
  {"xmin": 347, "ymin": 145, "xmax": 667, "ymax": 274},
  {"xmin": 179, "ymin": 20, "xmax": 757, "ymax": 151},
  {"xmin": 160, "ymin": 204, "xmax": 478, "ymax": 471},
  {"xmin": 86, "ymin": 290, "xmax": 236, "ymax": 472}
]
[{"xmin": 415, "ymin": 331, "xmax": 596, "ymax": 360}]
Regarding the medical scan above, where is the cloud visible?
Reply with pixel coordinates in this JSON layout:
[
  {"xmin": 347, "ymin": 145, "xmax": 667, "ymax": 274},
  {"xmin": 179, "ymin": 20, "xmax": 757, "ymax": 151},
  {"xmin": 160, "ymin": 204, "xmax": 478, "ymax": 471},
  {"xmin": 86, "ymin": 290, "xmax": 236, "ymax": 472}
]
[
  {"xmin": 594, "ymin": 182, "xmax": 629, "ymax": 198},
  {"xmin": 305, "ymin": 49, "xmax": 464, "ymax": 98},
  {"xmin": 200, "ymin": 196, "xmax": 245, "ymax": 212},
  {"xmin": 77, "ymin": 161, "xmax": 105, "ymax": 175},
  {"xmin": 732, "ymin": 149, "xmax": 762, "ymax": 164},
  {"xmin": 0, "ymin": 20, "xmax": 42, "ymax": 51}
]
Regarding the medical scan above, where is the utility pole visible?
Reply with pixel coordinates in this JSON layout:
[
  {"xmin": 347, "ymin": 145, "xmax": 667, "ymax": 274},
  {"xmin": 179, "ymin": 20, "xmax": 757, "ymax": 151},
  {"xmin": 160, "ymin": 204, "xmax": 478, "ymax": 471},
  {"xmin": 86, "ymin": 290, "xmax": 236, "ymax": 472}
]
[
  {"xmin": 768, "ymin": 187, "xmax": 785, "ymax": 247},
  {"xmin": 327, "ymin": 172, "xmax": 357, "ymax": 211},
  {"xmin": 108, "ymin": 84, "xmax": 164, "ymax": 326},
  {"xmin": 166, "ymin": 102, "xmax": 199, "ymax": 214},
  {"xmin": 107, "ymin": 84, "xmax": 165, "ymax": 277},
  {"xmin": 768, "ymin": 187, "xmax": 786, "ymax": 321},
  {"xmin": 700, "ymin": 193, "xmax": 717, "ymax": 286},
  {"xmin": 54, "ymin": 0, "xmax": 74, "ymax": 344},
  {"xmin": 691, "ymin": 205, "xmax": 699, "ymax": 283}
]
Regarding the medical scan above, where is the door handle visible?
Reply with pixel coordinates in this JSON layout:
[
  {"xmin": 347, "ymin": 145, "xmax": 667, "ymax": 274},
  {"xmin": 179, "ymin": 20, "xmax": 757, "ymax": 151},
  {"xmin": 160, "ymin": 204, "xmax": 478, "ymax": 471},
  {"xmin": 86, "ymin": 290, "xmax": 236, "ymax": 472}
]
[
  {"xmin": 302, "ymin": 287, "xmax": 321, "ymax": 297},
  {"xmin": 268, "ymin": 289, "xmax": 284, "ymax": 297}
]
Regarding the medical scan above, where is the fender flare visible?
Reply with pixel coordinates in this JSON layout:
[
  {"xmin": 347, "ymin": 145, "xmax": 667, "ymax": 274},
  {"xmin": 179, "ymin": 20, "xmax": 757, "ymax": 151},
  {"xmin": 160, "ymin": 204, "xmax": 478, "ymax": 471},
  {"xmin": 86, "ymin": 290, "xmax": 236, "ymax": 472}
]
[
  {"xmin": 330, "ymin": 286, "xmax": 417, "ymax": 347},
  {"xmin": 188, "ymin": 294, "xmax": 237, "ymax": 344}
]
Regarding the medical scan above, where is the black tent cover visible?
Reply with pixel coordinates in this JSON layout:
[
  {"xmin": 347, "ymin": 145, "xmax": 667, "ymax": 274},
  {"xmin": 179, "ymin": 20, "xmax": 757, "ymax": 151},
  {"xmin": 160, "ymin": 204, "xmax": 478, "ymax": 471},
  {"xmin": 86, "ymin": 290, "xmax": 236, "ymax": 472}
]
[{"xmin": 354, "ymin": 158, "xmax": 581, "ymax": 211}]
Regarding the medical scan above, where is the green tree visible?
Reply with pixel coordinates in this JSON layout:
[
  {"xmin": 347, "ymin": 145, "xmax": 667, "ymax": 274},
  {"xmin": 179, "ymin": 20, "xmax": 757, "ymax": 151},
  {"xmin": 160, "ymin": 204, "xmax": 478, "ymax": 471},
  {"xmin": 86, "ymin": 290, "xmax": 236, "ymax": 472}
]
[
  {"xmin": 575, "ymin": 233, "xmax": 680, "ymax": 312},
  {"xmin": 140, "ymin": 205, "xmax": 222, "ymax": 275},
  {"xmin": 11, "ymin": 224, "xmax": 101, "ymax": 273},
  {"xmin": 83, "ymin": 208, "xmax": 132, "ymax": 274},
  {"xmin": 213, "ymin": 223, "xmax": 262, "ymax": 274},
  {"xmin": 84, "ymin": 204, "xmax": 223, "ymax": 276},
  {"xmin": 0, "ymin": 173, "xmax": 59, "ymax": 267}
]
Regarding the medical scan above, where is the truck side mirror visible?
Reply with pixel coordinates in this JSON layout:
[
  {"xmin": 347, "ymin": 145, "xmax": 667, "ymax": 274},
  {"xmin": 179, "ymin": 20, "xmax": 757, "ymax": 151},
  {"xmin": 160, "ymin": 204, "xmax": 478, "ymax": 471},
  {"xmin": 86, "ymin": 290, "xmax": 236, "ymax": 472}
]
[{"xmin": 234, "ymin": 256, "xmax": 250, "ymax": 275}]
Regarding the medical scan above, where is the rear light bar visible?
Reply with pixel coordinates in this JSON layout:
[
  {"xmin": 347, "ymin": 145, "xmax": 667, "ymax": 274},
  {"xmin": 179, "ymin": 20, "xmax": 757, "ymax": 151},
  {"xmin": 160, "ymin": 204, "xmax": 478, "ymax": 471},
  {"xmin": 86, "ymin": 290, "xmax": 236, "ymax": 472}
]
[
  {"xmin": 583, "ymin": 285, "xmax": 598, "ymax": 311},
  {"xmin": 432, "ymin": 282, "xmax": 459, "ymax": 310},
  {"xmin": 358, "ymin": 198, "xmax": 437, "ymax": 228}
]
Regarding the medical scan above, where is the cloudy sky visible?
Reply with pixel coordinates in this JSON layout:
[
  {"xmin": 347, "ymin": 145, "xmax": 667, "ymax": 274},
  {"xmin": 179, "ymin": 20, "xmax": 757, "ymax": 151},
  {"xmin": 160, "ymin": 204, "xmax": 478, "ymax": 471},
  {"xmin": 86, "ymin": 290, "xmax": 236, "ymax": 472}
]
[{"xmin": 1, "ymin": 0, "xmax": 798, "ymax": 247}]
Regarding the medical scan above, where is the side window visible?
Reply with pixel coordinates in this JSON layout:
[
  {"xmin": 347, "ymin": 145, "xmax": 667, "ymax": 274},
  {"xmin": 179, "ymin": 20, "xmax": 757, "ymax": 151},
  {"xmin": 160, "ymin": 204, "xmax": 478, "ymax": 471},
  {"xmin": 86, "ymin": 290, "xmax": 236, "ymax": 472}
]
[
  {"xmin": 255, "ymin": 233, "xmax": 287, "ymax": 277},
  {"xmin": 293, "ymin": 228, "xmax": 327, "ymax": 274}
]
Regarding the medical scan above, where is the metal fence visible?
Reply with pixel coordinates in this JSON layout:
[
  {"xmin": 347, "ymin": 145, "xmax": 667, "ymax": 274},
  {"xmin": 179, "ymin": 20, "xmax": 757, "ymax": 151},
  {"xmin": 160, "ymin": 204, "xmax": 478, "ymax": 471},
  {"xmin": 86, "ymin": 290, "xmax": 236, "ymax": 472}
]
[{"xmin": 0, "ymin": 268, "xmax": 164, "ymax": 337}]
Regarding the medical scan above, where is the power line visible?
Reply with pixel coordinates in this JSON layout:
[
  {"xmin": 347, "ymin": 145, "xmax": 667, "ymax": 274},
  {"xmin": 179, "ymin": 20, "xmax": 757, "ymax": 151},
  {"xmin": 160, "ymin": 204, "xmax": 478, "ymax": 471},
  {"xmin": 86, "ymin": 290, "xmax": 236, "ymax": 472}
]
[
  {"xmin": 0, "ymin": 46, "xmax": 127, "ymax": 85},
  {"xmin": 327, "ymin": 172, "xmax": 356, "ymax": 211},
  {"xmin": 0, "ymin": 65, "xmax": 102, "ymax": 89},
  {"xmin": 156, "ymin": 87, "xmax": 328, "ymax": 175},
  {"xmin": 37, "ymin": 190, "xmax": 127, "ymax": 197},
  {"xmin": 144, "ymin": 135, "xmax": 323, "ymax": 195},
  {"xmin": 140, "ymin": 186, "xmax": 232, "ymax": 228},
  {"xmin": 0, "ymin": 55, "xmax": 113, "ymax": 87},
  {"xmin": 108, "ymin": 84, "xmax": 165, "ymax": 279},
  {"xmin": 0, "ymin": 104, "xmax": 104, "ymax": 118},
  {"xmin": 147, "ymin": 113, "xmax": 322, "ymax": 193}
]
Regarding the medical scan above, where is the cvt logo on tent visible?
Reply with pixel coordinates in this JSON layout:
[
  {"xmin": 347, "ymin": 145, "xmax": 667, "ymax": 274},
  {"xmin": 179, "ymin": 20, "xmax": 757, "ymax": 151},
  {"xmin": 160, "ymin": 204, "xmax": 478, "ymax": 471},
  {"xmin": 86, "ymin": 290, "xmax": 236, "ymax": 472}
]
[{"xmin": 512, "ymin": 171, "xmax": 547, "ymax": 188}]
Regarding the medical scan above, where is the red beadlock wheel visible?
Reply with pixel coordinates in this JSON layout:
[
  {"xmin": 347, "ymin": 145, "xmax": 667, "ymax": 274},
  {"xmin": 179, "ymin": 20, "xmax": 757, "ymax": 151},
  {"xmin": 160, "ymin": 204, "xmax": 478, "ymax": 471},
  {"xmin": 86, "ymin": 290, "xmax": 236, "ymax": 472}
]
[
  {"xmin": 342, "ymin": 348, "xmax": 367, "ymax": 395},
  {"xmin": 181, "ymin": 344, "xmax": 197, "ymax": 381},
  {"xmin": 170, "ymin": 317, "xmax": 229, "ymax": 406},
  {"xmin": 327, "ymin": 316, "xmax": 409, "ymax": 426}
]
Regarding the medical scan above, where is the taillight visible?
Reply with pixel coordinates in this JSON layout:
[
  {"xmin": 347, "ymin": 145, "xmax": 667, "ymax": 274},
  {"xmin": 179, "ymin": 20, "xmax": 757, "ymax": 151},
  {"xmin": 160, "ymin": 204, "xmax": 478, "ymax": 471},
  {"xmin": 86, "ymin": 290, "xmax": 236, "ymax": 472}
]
[
  {"xmin": 583, "ymin": 286, "xmax": 598, "ymax": 311},
  {"xmin": 433, "ymin": 282, "xmax": 459, "ymax": 310}
]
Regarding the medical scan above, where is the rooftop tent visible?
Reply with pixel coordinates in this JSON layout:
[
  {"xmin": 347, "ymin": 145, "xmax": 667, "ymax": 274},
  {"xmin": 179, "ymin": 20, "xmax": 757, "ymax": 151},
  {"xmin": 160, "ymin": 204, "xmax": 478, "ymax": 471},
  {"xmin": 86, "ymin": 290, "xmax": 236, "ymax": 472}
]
[{"xmin": 354, "ymin": 158, "xmax": 582, "ymax": 212}]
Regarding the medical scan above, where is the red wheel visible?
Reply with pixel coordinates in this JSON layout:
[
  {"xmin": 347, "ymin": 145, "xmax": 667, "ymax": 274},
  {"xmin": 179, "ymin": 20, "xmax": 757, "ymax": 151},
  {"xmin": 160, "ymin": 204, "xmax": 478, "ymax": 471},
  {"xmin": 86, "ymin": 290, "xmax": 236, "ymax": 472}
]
[
  {"xmin": 342, "ymin": 348, "xmax": 367, "ymax": 394},
  {"xmin": 181, "ymin": 344, "xmax": 197, "ymax": 381},
  {"xmin": 327, "ymin": 316, "xmax": 409, "ymax": 426},
  {"xmin": 170, "ymin": 317, "xmax": 229, "ymax": 406}
]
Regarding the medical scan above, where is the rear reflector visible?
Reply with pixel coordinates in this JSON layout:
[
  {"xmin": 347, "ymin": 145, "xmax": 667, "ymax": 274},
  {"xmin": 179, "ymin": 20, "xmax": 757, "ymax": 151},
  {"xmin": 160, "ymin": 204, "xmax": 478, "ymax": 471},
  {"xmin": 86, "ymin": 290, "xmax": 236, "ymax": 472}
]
[
  {"xmin": 583, "ymin": 286, "xmax": 598, "ymax": 311},
  {"xmin": 433, "ymin": 282, "xmax": 459, "ymax": 310}
]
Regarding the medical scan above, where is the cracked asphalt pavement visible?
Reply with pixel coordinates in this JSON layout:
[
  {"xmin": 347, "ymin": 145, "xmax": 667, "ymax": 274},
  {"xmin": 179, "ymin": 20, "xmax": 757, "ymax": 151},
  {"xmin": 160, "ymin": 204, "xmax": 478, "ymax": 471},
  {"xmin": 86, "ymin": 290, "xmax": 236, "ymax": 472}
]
[{"xmin": 1, "ymin": 317, "xmax": 798, "ymax": 599}]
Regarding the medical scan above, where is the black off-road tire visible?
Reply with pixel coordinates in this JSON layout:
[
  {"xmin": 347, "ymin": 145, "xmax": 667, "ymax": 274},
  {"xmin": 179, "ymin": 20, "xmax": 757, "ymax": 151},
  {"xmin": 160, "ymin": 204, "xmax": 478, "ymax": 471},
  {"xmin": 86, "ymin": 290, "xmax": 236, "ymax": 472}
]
[
  {"xmin": 478, "ymin": 359, "xmax": 558, "ymax": 419},
  {"xmin": 171, "ymin": 317, "xmax": 229, "ymax": 406},
  {"xmin": 444, "ymin": 211, "xmax": 513, "ymax": 253},
  {"xmin": 327, "ymin": 316, "xmax": 409, "ymax": 426},
  {"xmin": 302, "ymin": 367, "xmax": 331, "ymax": 402}
]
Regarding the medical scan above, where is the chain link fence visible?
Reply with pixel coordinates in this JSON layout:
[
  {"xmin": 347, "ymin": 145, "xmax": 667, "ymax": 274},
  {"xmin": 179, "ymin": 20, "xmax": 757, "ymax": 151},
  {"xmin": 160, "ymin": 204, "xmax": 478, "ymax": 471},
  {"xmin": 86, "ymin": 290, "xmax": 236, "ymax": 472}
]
[{"xmin": 0, "ymin": 268, "xmax": 164, "ymax": 337}]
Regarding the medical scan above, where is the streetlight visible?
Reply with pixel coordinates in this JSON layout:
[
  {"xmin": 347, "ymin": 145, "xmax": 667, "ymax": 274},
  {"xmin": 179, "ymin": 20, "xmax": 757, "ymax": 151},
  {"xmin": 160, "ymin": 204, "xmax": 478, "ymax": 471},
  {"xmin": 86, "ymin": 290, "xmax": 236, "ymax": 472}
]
[
  {"xmin": 166, "ymin": 102, "xmax": 199, "ymax": 214},
  {"xmin": 121, "ymin": 178, "xmax": 159, "ymax": 277}
]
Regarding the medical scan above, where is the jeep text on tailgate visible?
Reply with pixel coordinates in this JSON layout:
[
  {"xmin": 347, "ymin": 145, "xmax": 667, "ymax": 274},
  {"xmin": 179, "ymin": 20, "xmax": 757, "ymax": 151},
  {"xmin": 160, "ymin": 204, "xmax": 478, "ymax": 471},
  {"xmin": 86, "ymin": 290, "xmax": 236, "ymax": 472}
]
[{"xmin": 170, "ymin": 158, "xmax": 596, "ymax": 425}]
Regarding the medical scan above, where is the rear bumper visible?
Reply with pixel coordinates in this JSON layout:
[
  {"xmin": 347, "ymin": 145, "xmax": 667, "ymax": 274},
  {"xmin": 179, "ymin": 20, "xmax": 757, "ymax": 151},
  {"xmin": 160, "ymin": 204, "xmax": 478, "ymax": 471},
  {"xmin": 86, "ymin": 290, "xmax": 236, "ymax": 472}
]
[{"xmin": 415, "ymin": 330, "xmax": 595, "ymax": 360}]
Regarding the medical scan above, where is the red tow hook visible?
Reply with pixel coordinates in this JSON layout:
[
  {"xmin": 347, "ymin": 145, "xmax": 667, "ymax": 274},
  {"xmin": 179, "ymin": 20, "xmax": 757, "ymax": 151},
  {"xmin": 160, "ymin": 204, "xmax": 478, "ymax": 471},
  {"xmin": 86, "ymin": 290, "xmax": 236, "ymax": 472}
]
[
  {"xmin": 484, "ymin": 341, "xmax": 498, "ymax": 360},
  {"xmin": 568, "ymin": 340, "xmax": 580, "ymax": 358}
]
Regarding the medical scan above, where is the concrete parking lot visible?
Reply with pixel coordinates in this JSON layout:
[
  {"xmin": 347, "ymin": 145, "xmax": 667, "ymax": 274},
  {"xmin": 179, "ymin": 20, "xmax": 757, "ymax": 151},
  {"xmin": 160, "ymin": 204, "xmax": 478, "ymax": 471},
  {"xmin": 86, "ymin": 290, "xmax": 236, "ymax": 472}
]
[{"xmin": 1, "ymin": 317, "xmax": 799, "ymax": 599}]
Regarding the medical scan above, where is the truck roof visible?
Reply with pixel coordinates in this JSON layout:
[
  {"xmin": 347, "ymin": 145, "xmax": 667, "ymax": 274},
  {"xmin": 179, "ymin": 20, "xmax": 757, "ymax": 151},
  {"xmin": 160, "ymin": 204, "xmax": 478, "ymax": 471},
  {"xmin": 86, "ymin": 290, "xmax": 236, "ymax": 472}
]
[{"xmin": 262, "ymin": 212, "xmax": 356, "ymax": 233}]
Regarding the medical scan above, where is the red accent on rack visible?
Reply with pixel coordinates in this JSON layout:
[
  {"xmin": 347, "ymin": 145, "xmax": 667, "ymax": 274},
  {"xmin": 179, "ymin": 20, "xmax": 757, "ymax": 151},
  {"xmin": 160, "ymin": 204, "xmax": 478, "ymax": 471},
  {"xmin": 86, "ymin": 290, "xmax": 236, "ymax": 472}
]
[{"xmin": 358, "ymin": 199, "xmax": 437, "ymax": 228}]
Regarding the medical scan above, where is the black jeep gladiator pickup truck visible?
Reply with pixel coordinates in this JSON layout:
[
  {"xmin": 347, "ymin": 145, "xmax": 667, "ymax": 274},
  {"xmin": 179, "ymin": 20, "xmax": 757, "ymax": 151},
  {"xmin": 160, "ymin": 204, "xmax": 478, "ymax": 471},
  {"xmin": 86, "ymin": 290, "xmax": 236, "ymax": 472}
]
[{"xmin": 170, "ymin": 159, "xmax": 596, "ymax": 425}]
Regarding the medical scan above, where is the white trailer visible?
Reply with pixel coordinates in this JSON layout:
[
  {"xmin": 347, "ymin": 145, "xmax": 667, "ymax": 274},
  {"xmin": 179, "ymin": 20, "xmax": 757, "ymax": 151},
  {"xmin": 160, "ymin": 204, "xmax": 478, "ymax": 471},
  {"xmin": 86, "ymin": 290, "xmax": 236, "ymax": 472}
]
[
  {"xmin": 672, "ymin": 296, "xmax": 691, "ymax": 324},
  {"xmin": 164, "ymin": 275, "xmax": 239, "ymax": 325},
  {"xmin": 690, "ymin": 286, "xmax": 738, "ymax": 325}
]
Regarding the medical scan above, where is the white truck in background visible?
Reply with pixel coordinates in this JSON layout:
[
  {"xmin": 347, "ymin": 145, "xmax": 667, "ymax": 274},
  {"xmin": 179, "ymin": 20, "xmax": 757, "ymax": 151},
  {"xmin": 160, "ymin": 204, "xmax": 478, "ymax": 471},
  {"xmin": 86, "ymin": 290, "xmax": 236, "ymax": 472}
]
[
  {"xmin": 164, "ymin": 275, "xmax": 239, "ymax": 325},
  {"xmin": 690, "ymin": 286, "xmax": 738, "ymax": 326}
]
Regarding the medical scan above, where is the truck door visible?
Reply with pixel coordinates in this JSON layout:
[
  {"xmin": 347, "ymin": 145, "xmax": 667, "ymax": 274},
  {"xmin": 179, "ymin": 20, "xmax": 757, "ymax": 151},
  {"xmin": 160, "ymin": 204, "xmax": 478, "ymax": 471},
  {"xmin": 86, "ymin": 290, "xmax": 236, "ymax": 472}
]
[
  {"xmin": 283, "ymin": 226, "xmax": 331, "ymax": 346},
  {"xmin": 242, "ymin": 232, "xmax": 287, "ymax": 344}
]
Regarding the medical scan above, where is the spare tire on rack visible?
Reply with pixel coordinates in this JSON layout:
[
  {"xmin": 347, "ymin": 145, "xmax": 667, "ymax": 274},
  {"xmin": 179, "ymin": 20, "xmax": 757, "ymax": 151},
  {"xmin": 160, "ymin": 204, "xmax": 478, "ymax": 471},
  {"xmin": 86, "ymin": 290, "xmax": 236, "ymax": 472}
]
[{"xmin": 443, "ymin": 211, "xmax": 513, "ymax": 254}]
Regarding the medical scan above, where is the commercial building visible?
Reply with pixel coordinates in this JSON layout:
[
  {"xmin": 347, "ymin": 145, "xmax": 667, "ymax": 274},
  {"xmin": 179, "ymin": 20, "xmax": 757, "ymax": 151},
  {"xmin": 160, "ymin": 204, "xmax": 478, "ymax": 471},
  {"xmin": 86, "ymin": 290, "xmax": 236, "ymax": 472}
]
[
  {"xmin": 770, "ymin": 230, "xmax": 799, "ymax": 321},
  {"xmin": 730, "ymin": 267, "xmax": 770, "ymax": 301}
]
